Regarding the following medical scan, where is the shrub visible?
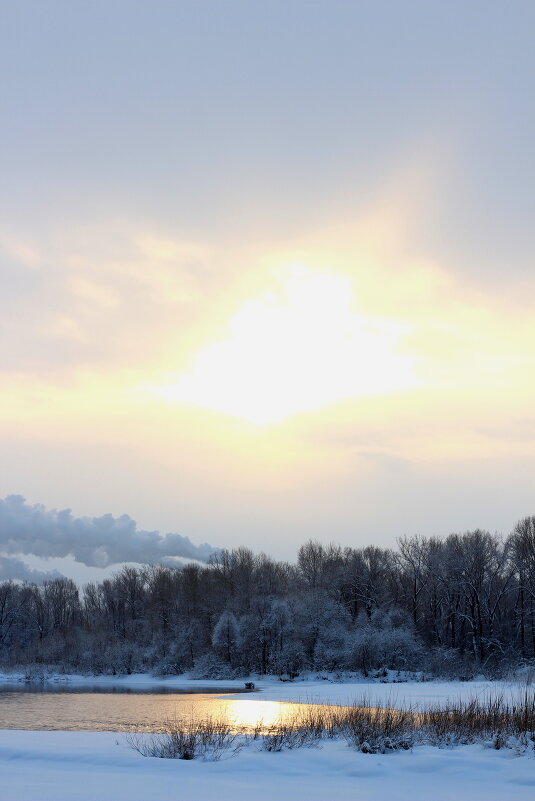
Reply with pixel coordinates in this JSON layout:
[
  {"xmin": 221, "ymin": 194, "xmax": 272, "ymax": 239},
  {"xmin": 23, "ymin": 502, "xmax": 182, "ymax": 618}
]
[
  {"xmin": 189, "ymin": 653, "xmax": 238, "ymax": 679},
  {"xmin": 420, "ymin": 692, "xmax": 535, "ymax": 746},
  {"xmin": 339, "ymin": 703, "xmax": 414, "ymax": 753},
  {"xmin": 127, "ymin": 713, "xmax": 243, "ymax": 761}
]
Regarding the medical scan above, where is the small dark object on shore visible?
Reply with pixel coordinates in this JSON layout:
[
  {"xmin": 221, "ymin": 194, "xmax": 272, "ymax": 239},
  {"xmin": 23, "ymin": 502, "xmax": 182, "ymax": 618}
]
[{"xmin": 245, "ymin": 682, "xmax": 255, "ymax": 690}]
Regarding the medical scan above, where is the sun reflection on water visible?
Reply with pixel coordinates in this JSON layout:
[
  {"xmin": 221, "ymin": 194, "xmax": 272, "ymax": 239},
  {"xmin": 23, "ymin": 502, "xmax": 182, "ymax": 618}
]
[
  {"xmin": 219, "ymin": 699, "xmax": 303, "ymax": 730},
  {"xmin": 0, "ymin": 688, "xmax": 334, "ymax": 734}
]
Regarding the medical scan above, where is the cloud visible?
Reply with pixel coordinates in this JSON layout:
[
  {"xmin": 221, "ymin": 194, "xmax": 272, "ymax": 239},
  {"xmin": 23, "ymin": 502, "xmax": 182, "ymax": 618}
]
[
  {"xmin": 0, "ymin": 222, "xmax": 218, "ymax": 376},
  {"xmin": 0, "ymin": 555, "xmax": 63, "ymax": 584},
  {"xmin": 0, "ymin": 495, "xmax": 217, "ymax": 568}
]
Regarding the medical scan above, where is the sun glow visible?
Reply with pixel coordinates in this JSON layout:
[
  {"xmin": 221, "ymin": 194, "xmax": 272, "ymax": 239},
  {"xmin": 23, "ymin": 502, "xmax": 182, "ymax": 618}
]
[{"xmin": 156, "ymin": 267, "xmax": 418, "ymax": 424}]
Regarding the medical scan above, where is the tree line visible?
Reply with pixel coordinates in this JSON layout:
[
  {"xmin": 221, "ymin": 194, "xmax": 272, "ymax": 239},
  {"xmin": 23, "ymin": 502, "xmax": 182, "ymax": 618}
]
[{"xmin": 1, "ymin": 516, "xmax": 534, "ymax": 679}]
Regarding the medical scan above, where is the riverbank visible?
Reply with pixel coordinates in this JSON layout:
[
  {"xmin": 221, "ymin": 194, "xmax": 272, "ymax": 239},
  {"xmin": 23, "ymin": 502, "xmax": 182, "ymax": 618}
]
[{"xmin": 0, "ymin": 729, "xmax": 534, "ymax": 801}]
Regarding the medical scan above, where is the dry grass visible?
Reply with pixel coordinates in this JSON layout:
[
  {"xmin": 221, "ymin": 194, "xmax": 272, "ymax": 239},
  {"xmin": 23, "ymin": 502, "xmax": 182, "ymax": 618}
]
[
  {"xmin": 126, "ymin": 713, "xmax": 243, "ymax": 760},
  {"xmin": 252, "ymin": 692, "xmax": 535, "ymax": 753},
  {"xmin": 127, "ymin": 692, "xmax": 535, "ymax": 759},
  {"xmin": 248, "ymin": 701, "xmax": 414, "ymax": 753},
  {"xmin": 336, "ymin": 703, "xmax": 415, "ymax": 753},
  {"xmin": 420, "ymin": 691, "xmax": 535, "ymax": 747},
  {"xmin": 252, "ymin": 706, "xmax": 331, "ymax": 751}
]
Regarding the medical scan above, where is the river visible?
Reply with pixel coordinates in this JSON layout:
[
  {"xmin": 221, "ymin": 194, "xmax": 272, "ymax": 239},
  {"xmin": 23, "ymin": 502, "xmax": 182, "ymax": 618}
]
[{"xmin": 0, "ymin": 684, "xmax": 312, "ymax": 732}]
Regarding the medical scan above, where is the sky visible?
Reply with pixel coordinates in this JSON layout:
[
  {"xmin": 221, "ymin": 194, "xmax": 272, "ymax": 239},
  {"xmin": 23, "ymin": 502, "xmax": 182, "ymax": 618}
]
[{"xmin": 0, "ymin": 1, "xmax": 534, "ymax": 580}]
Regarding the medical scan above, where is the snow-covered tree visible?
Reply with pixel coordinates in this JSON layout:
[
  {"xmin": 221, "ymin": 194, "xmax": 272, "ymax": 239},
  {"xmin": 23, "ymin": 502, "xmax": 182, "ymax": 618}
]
[{"xmin": 211, "ymin": 611, "xmax": 240, "ymax": 664}]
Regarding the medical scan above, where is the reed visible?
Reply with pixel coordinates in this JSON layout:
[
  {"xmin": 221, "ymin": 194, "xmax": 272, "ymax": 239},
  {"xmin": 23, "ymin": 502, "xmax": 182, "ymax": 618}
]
[
  {"xmin": 126, "ymin": 713, "xmax": 243, "ymax": 760},
  {"xmin": 128, "ymin": 691, "xmax": 535, "ymax": 758}
]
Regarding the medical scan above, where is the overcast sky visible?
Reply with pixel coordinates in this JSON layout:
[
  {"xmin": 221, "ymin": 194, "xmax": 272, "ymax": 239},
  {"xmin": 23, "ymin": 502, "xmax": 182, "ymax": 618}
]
[{"xmin": 1, "ymin": 1, "xmax": 534, "ymax": 577}]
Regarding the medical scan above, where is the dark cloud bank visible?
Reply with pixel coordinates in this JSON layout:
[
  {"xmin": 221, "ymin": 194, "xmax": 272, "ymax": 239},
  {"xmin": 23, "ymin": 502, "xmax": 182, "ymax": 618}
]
[{"xmin": 0, "ymin": 495, "xmax": 218, "ymax": 581}]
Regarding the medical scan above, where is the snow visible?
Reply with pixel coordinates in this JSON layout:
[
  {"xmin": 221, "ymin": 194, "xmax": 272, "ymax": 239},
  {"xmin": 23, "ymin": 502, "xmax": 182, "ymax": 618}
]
[
  {"xmin": 229, "ymin": 676, "xmax": 524, "ymax": 710},
  {"xmin": 1, "ymin": 730, "xmax": 534, "ymax": 801},
  {"xmin": 1, "ymin": 673, "xmax": 534, "ymax": 800}
]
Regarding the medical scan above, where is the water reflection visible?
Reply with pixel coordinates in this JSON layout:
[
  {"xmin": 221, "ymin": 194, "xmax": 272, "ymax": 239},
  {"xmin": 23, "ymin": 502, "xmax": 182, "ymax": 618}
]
[
  {"xmin": 222, "ymin": 699, "xmax": 291, "ymax": 729},
  {"xmin": 0, "ymin": 688, "xmax": 317, "ymax": 733},
  {"xmin": 0, "ymin": 684, "xmax": 251, "ymax": 695}
]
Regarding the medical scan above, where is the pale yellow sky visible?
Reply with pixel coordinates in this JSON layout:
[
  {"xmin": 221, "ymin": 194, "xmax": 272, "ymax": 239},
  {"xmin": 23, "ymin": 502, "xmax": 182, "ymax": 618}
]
[
  {"xmin": 1, "ymin": 190, "xmax": 534, "ymax": 559},
  {"xmin": 1, "ymin": 2, "xmax": 534, "ymax": 571}
]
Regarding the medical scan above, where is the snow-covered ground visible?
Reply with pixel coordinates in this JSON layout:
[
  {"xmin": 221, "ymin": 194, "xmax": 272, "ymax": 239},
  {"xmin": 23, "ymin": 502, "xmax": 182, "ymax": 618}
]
[
  {"xmin": 1, "ymin": 730, "xmax": 534, "ymax": 801},
  {"xmin": 1, "ymin": 673, "xmax": 534, "ymax": 800},
  {"xmin": 230, "ymin": 675, "xmax": 524, "ymax": 709}
]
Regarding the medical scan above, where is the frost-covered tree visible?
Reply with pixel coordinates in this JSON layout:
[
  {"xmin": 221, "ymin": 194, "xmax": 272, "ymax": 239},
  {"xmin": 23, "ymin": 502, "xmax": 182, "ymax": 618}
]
[
  {"xmin": 211, "ymin": 611, "xmax": 240, "ymax": 664},
  {"xmin": 1, "ymin": 524, "xmax": 532, "ymax": 677}
]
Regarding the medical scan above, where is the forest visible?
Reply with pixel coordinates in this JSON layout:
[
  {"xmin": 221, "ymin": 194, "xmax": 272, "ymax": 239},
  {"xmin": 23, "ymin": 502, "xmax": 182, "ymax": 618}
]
[{"xmin": 1, "ymin": 516, "xmax": 534, "ymax": 680}]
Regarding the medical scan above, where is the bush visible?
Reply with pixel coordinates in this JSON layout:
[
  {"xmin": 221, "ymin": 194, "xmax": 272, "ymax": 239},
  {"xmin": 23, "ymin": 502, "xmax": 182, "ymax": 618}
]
[
  {"xmin": 339, "ymin": 703, "xmax": 414, "ymax": 753},
  {"xmin": 254, "ymin": 706, "xmax": 328, "ymax": 751},
  {"xmin": 189, "ymin": 653, "xmax": 238, "ymax": 679},
  {"xmin": 127, "ymin": 714, "xmax": 243, "ymax": 761},
  {"xmin": 345, "ymin": 624, "xmax": 423, "ymax": 675},
  {"xmin": 420, "ymin": 692, "xmax": 535, "ymax": 746}
]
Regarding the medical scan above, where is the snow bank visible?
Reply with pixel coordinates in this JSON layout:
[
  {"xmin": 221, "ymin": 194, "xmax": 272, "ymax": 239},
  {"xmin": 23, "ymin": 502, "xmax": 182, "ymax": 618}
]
[
  {"xmin": 230, "ymin": 677, "xmax": 524, "ymax": 710},
  {"xmin": 0, "ymin": 730, "xmax": 534, "ymax": 801}
]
